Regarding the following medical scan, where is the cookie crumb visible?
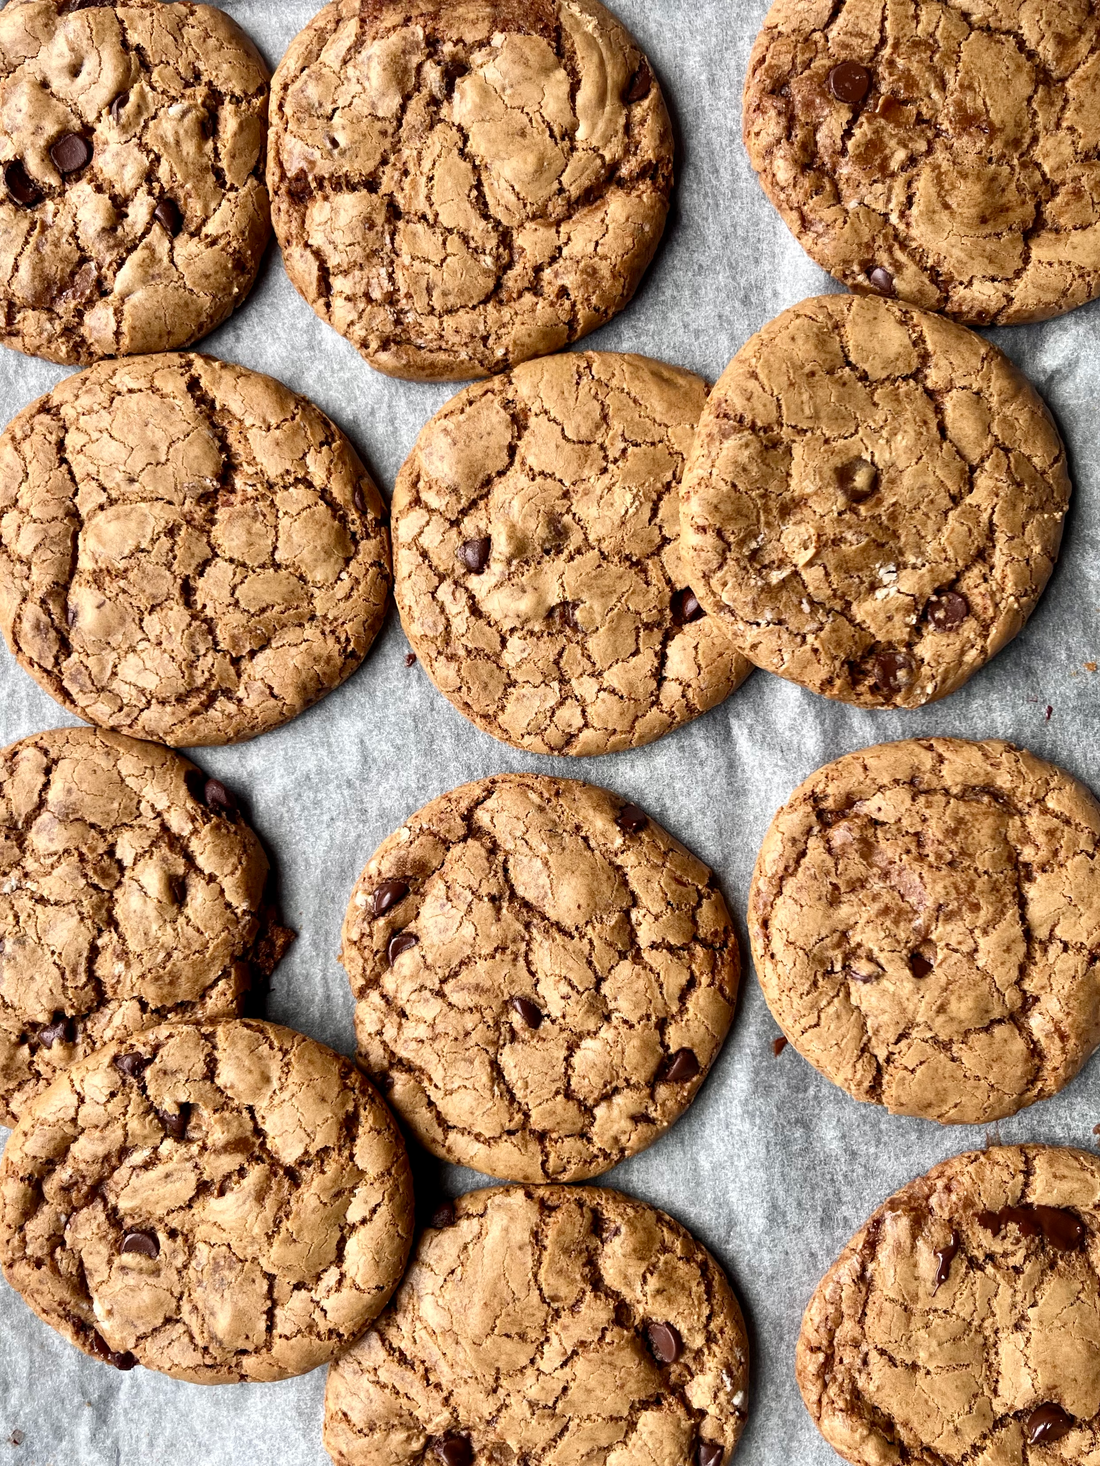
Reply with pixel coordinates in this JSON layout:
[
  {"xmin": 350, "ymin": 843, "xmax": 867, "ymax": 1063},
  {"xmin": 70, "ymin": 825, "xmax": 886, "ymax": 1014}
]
[{"xmin": 8, "ymin": 1430, "xmax": 24, "ymax": 1447}]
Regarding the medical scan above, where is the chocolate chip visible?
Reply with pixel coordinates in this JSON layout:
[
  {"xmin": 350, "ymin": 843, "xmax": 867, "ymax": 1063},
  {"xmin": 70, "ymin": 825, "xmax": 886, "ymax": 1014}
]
[
  {"xmin": 4, "ymin": 160, "xmax": 41, "ymax": 207},
  {"xmin": 110, "ymin": 90, "xmax": 130, "ymax": 123},
  {"xmin": 89, "ymin": 1331, "xmax": 137, "ymax": 1371},
  {"xmin": 549, "ymin": 601, "xmax": 579, "ymax": 630},
  {"xmin": 698, "ymin": 1443, "xmax": 724, "ymax": 1466},
  {"xmin": 155, "ymin": 1103, "xmax": 190, "ymax": 1141},
  {"xmin": 662, "ymin": 1048, "xmax": 700, "ymax": 1084},
  {"xmin": 868, "ymin": 265, "xmax": 895, "ymax": 296},
  {"xmin": 837, "ymin": 457, "xmax": 878, "ymax": 503},
  {"xmin": 828, "ymin": 60, "xmax": 871, "ymax": 104},
  {"xmin": 203, "ymin": 778, "xmax": 236, "ymax": 815},
  {"xmin": 113, "ymin": 1052, "xmax": 150, "ymax": 1081},
  {"xmin": 370, "ymin": 879, "xmax": 409, "ymax": 918},
  {"xmin": 625, "ymin": 59, "xmax": 652, "ymax": 102},
  {"xmin": 353, "ymin": 485, "xmax": 367, "ymax": 515},
  {"xmin": 153, "ymin": 197, "xmax": 182, "ymax": 235},
  {"xmin": 868, "ymin": 650, "xmax": 913, "ymax": 694},
  {"xmin": 616, "ymin": 803, "xmax": 648, "ymax": 834},
  {"xmin": 38, "ymin": 1015, "xmax": 74, "ymax": 1048},
  {"xmin": 909, "ymin": 952, "xmax": 934, "ymax": 979},
  {"xmin": 121, "ymin": 1229, "xmax": 159, "ymax": 1259},
  {"xmin": 926, "ymin": 591, "xmax": 969, "ymax": 631},
  {"xmin": 430, "ymin": 1201, "xmax": 456, "ymax": 1229},
  {"xmin": 645, "ymin": 1321, "xmax": 682, "ymax": 1364},
  {"xmin": 458, "ymin": 537, "xmax": 490, "ymax": 573},
  {"xmin": 772, "ymin": 1035, "xmax": 788, "ymax": 1057},
  {"xmin": 978, "ymin": 1204, "xmax": 1084, "ymax": 1250},
  {"xmin": 1026, "ymin": 1403, "xmax": 1074, "ymax": 1447},
  {"xmin": 49, "ymin": 132, "xmax": 92, "ymax": 175},
  {"xmin": 58, "ymin": 0, "xmax": 113, "ymax": 11},
  {"xmin": 66, "ymin": 602, "xmax": 78, "ymax": 628},
  {"xmin": 671, "ymin": 588, "xmax": 705, "ymax": 625},
  {"xmin": 511, "ymin": 996, "xmax": 543, "ymax": 1030},
  {"xmin": 405, "ymin": 652, "xmax": 417, "ymax": 667},
  {"xmin": 388, "ymin": 932, "xmax": 418, "ymax": 965},
  {"xmin": 931, "ymin": 1229, "xmax": 959, "ymax": 1293},
  {"xmin": 436, "ymin": 1439, "xmax": 472, "ymax": 1466}
]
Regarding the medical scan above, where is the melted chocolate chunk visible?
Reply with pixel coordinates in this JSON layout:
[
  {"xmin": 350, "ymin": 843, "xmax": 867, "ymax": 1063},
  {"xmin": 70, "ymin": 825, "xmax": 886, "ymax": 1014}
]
[
  {"xmin": 837, "ymin": 457, "xmax": 878, "ymax": 503},
  {"xmin": 370, "ymin": 879, "xmax": 409, "ymax": 918},
  {"xmin": 868, "ymin": 650, "xmax": 913, "ymax": 694},
  {"xmin": 49, "ymin": 133, "xmax": 92, "ymax": 175},
  {"xmin": 977, "ymin": 1204, "xmax": 1085, "ymax": 1250},
  {"xmin": 155, "ymin": 1103, "xmax": 190, "ymax": 1141},
  {"xmin": 698, "ymin": 1443, "xmax": 724, "ymax": 1466},
  {"xmin": 1025, "ymin": 1403, "xmax": 1074, "ymax": 1446},
  {"xmin": 38, "ymin": 1015, "xmax": 74, "ymax": 1048},
  {"xmin": 931, "ymin": 1229, "xmax": 959, "ymax": 1293},
  {"xmin": 625, "ymin": 59, "xmax": 653, "ymax": 102},
  {"xmin": 436, "ymin": 1439, "xmax": 472, "ymax": 1466},
  {"xmin": 59, "ymin": 0, "xmax": 114, "ymax": 11},
  {"xmin": 511, "ymin": 996, "xmax": 543, "ymax": 1030},
  {"xmin": 89, "ymin": 1331, "xmax": 138, "ymax": 1371},
  {"xmin": 646, "ymin": 1320, "xmax": 682, "ymax": 1364},
  {"xmin": 671, "ymin": 588, "xmax": 705, "ymax": 625},
  {"xmin": 153, "ymin": 197, "xmax": 182, "ymax": 236},
  {"xmin": 113, "ymin": 1052, "xmax": 150, "ymax": 1081},
  {"xmin": 868, "ymin": 266, "xmax": 896, "ymax": 296},
  {"xmin": 202, "ymin": 778, "xmax": 236, "ymax": 815},
  {"xmin": 616, "ymin": 803, "xmax": 648, "ymax": 834},
  {"xmin": 458, "ymin": 537, "xmax": 490, "ymax": 573},
  {"xmin": 430, "ymin": 1201, "xmax": 456, "ymax": 1229},
  {"xmin": 828, "ymin": 60, "xmax": 871, "ymax": 105},
  {"xmin": 926, "ymin": 591, "xmax": 969, "ymax": 631},
  {"xmin": 388, "ymin": 932, "xmax": 418, "ymax": 965},
  {"xmin": 662, "ymin": 1048, "xmax": 700, "ymax": 1084},
  {"xmin": 353, "ymin": 485, "xmax": 368, "ymax": 515},
  {"xmin": 120, "ymin": 1229, "xmax": 159, "ymax": 1259},
  {"xmin": 4, "ymin": 160, "xmax": 41, "ymax": 207}
]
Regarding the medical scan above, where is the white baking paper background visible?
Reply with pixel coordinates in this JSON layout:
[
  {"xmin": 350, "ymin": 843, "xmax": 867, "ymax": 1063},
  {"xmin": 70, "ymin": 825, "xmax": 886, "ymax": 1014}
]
[{"xmin": 0, "ymin": 0, "xmax": 1098, "ymax": 1461}]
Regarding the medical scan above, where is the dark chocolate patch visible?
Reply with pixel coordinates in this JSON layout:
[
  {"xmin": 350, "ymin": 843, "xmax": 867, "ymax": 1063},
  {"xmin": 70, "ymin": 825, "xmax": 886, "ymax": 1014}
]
[{"xmin": 370, "ymin": 880, "xmax": 409, "ymax": 918}]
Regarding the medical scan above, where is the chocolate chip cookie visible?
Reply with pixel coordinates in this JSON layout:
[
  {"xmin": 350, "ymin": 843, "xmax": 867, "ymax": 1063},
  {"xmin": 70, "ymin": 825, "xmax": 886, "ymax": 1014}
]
[
  {"xmin": 0, "ymin": 353, "xmax": 392, "ymax": 746},
  {"xmin": 0, "ymin": 726, "xmax": 292, "ymax": 1129},
  {"xmin": 679, "ymin": 296, "xmax": 1069, "ymax": 708},
  {"xmin": 0, "ymin": 0, "xmax": 271, "ymax": 365},
  {"xmin": 0, "ymin": 1019, "xmax": 414, "ymax": 1382},
  {"xmin": 394, "ymin": 352, "xmax": 751, "ymax": 755},
  {"xmin": 750, "ymin": 737, "xmax": 1100, "ymax": 1125},
  {"xmin": 342, "ymin": 774, "xmax": 738, "ymax": 1182},
  {"xmin": 743, "ymin": 0, "xmax": 1100, "ymax": 325},
  {"xmin": 325, "ymin": 1184, "xmax": 749, "ymax": 1466},
  {"xmin": 267, "ymin": 0, "xmax": 674, "ymax": 381},
  {"xmin": 800, "ymin": 1145, "xmax": 1100, "ymax": 1464}
]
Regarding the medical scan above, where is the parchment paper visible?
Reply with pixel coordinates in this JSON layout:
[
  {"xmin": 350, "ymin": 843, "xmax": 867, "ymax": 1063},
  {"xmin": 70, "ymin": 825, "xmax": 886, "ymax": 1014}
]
[{"xmin": 0, "ymin": 1, "xmax": 1098, "ymax": 1461}]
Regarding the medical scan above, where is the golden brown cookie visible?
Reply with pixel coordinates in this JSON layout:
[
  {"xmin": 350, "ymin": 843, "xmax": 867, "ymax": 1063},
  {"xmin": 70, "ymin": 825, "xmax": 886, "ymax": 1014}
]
[
  {"xmin": 0, "ymin": 1019, "xmax": 415, "ymax": 1382},
  {"xmin": 679, "ymin": 296, "xmax": 1070, "ymax": 708},
  {"xmin": 267, "ymin": 0, "xmax": 674, "ymax": 381},
  {"xmin": 0, "ymin": 353, "xmax": 392, "ymax": 746},
  {"xmin": 750, "ymin": 737, "xmax": 1100, "ymax": 1125},
  {"xmin": 743, "ymin": 0, "xmax": 1100, "ymax": 325},
  {"xmin": 341, "ymin": 774, "xmax": 739, "ymax": 1182},
  {"xmin": 394, "ymin": 352, "xmax": 751, "ymax": 755},
  {"xmin": 325, "ymin": 1184, "xmax": 749, "ymax": 1466},
  {"xmin": 0, "ymin": 726, "xmax": 292, "ymax": 1129},
  {"xmin": 799, "ymin": 1145, "xmax": 1100, "ymax": 1465},
  {"xmin": 0, "ymin": 0, "xmax": 271, "ymax": 365}
]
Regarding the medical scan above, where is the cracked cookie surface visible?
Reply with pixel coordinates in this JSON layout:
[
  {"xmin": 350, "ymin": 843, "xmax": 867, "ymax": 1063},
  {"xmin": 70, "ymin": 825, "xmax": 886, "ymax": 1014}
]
[
  {"xmin": 394, "ymin": 352, "xmax": 751, "ymax": 756},
  {"xmin": 0, "ymin": 352, "xmax": 392, "ymax": 746},
  {"xmin": 799, "ymin": 1145, "xmax": 1100, "ymax": 1465},
  {"xmin": 0, "ymin": 1018, "xmax": 415, "ymax": 1382},
  {"xmin": 743, "ymin": 0, "xmax": 1100, "ymax": 325},
  {"xmin": 341, "ymin": 774, "xmax": 738, "ymax": 1182},
  {"xmin": 0, "ymin": 0, "xmax": 271, "ymax": 365},
  {"xmin": 0, "ymin": 725, "xmax": 292, "ymax": 1129},
  {"xmin": 325, "ymin": 1183, "xmax": 749, "ymax": 1466},
  {"xmin": 267, "ymin": 0, "xmax": 673, "ymax": 381},
  {"xmin": 749, "ymin": 738, "xmax": 1100, "ymax": 1125},
  {"xmin": 679, "ymin": 296, "xmax": 1069, "ymax": 709}
]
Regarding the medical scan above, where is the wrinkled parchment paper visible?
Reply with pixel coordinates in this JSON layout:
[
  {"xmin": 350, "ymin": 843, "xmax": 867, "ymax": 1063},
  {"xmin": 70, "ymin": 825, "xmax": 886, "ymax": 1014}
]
[{"xmin": 0, "ymin": 1, "xmax": 1098, "ymax": 1461}]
